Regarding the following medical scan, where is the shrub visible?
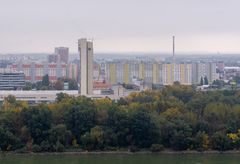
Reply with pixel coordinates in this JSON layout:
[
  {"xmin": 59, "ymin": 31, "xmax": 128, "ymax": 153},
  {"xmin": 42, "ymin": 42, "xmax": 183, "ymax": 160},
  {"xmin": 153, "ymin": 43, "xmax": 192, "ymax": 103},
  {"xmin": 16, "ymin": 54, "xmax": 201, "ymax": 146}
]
[
  {"xmin": 129, "ymin": 145, "xmax": 140, "ymax": 152},
  {"xmin": 150, "ymin": 144, "xmax": 164, "ymax": 152},
  {"xmin": 32, "ymin": 144, "xmax": 41, "ymax": 152},
  {"xmin": 211, "ymin": 132, "xmax": 232, "ymax": 151},
  {"xmin": 54, "ymin": 141, "xmax": 65, "ymax": 152},
  {"xmin": 14, "ymin": 147, "xmax": 28, "ymax": 153},
  {"xmin": 40, "ymin": 140, "xmax": 51, "ymax": 152}
]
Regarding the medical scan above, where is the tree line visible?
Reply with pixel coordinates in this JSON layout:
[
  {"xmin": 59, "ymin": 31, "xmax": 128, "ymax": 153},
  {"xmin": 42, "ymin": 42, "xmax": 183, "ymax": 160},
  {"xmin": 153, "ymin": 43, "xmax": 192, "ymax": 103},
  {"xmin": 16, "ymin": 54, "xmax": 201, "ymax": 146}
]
[{"xmin": 1, "ymin": 84, "xmax": 240, "ymax": 152}]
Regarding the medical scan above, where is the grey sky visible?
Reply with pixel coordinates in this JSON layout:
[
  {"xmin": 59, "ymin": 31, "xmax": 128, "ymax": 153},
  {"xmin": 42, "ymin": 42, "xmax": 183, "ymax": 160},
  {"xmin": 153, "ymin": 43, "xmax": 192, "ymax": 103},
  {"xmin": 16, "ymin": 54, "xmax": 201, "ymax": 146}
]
[{"xmin": 0, "ymin": 0, "xmax": 240, "ymax": 53}]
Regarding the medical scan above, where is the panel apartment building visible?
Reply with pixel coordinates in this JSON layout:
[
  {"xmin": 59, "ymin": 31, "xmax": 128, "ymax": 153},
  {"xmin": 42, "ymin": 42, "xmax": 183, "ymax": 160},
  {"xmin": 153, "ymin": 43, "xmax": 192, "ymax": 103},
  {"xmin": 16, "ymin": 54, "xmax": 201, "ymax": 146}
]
[
  {"xmin": 0, "ymin": 62, "xmax": 77, "ymax": 83},
  {"xmin": 106, "ymin": 60, "xmax": 218, "ymax": 86}
]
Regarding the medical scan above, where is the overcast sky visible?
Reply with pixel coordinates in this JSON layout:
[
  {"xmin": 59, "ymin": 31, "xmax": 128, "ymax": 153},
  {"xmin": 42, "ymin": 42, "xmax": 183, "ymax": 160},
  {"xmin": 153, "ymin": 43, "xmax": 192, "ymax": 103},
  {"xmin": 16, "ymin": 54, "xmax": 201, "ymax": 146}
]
[{"xmin": 0, "ymin": 0, "xmax": 240, "ymax": 53}]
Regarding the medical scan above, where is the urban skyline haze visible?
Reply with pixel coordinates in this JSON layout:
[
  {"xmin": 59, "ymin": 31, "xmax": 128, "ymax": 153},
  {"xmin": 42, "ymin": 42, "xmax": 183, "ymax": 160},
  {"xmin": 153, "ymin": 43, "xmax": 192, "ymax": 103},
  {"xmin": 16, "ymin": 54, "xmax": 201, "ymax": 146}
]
[{"xmin": 1, "ymin": 0, "xmax": 240, "ymax": 54}]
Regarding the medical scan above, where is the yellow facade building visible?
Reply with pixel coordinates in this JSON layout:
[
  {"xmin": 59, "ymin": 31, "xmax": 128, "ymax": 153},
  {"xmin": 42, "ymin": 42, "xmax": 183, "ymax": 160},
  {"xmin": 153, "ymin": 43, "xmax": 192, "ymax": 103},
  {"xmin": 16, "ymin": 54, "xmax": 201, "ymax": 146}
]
[
  {"xmin": 152, "ymin": 63, "xmax": 159, "ymax": 84},
  {"xmin": 109, "ymin": 63, "xmax": 116, "ymax": 84},
  {"xmin": 123, "ymin": 63, "xmax": 130, "ymax": 84}
]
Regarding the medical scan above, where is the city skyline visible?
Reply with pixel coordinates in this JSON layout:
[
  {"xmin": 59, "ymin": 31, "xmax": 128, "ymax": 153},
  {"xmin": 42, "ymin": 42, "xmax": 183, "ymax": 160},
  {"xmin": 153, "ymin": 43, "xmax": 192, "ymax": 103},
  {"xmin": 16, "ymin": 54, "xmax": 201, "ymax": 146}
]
[{"xmin": 1, "ymin": 0, "xmax": 240, "ymax": 54}]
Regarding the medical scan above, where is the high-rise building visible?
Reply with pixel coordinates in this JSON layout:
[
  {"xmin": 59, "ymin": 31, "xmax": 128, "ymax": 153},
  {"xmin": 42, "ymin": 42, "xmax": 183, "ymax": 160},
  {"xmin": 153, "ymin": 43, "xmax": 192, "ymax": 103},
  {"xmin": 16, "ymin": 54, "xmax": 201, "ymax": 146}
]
[
  {"xmin": 54, "ymin": 47, "xmax": 69, "ymax": 64},
  {"xmin": 11, "ymin": 62, "xmax": 67, "ymax": 83},
  {"xmin": 78, "ymin": 38, "xmax": 93, "ymax": 95},
  {"xmin": 93, "ymin": 62, "xmax": 101, "ymax": 81},
  {"xmin": 48, "ymin": 54, "xmax": 58, "ymax": 63},
  {"xmin": 162, "ymin": 63, "xmax": 174, "ymax": 85},
  {"xmin": 106, "ymin": 62, "xmax": 117, "ymax": 84},
  {"xmin": 105, "ymin": 60, "xmax": 200, "ymax": 86},
  {"xmin": 217, "ymin": 61, "xmax": 225, "ymax": 73},
  {"xmin": 175, "ymin": 63, "xmax": 192, "ymax": 85},
  {"xmin": 192, "ymin": 62, "xmax": 218, "ymax": 84},
  {"xmin": 67, "ymin": 63, "xmax": 79, "ymax": 81},
  {"xmin": 152, "ymin": 62, "xmax": 159, "ymax": 84}
]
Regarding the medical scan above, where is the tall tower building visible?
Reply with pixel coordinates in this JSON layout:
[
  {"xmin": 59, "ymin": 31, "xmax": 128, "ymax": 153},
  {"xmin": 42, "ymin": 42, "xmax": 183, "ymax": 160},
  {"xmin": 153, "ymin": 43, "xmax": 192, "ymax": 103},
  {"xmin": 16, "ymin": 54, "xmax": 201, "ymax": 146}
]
[{"xmin": 78, "ymin": 38, "xmax": 93, "ymax": 95}]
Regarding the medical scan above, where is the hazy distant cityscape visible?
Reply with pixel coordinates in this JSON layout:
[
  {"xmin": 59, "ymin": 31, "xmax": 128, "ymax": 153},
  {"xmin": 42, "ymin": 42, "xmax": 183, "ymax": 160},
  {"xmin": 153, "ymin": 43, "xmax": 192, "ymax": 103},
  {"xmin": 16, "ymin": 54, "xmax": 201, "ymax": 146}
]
[
  {"xmin": 3, "ymin": 0, "xmax": 240, "ymax": 162},
  {"xmin": 1, "ymin": 37, "xmax": 240, "ymax": 104}
]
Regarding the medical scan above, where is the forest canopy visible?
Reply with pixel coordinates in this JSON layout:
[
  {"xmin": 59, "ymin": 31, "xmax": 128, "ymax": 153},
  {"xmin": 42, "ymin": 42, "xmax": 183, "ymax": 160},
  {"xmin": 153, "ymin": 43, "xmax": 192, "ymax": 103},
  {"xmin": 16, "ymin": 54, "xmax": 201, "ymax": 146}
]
[{"xmin": 1, "ymin": 85, "xmax": 240, "ymax": 152}]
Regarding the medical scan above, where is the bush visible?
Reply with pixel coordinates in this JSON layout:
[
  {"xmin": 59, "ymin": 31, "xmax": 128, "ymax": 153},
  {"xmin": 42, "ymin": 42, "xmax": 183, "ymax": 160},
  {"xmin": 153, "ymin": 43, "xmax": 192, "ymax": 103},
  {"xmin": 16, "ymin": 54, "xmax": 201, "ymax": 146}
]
[
  {"xmin": 54, "ymin": 141, "xmax": 65, "ymax": 152},
  {"xmin": 150, "ymin": 144, "xmax": 164, "ymax": 152},
  {"xmin": 32, "ymin": 144, "xmax": 41, "ymax": 152},
  {"xmin": 105, "ymin": 146, "xmax": 118, "ymax": 151},
  {"xmin": 40, "ymin": 141, "xmax": 51, "ymax": 152},
  {"xmin": 211, "ymin": 132, "xmax": 232, "ymax": 151},
  {"xmin": 0, "ymin": 128, "xmax": 22, "ymax": 151},
  {"xmin": 14, "ymin": 147, "xmax": 28, "ymax": 153},
  {"xmin": 129, "ymin": 145, "xmax": 140, "ymax": 152}
]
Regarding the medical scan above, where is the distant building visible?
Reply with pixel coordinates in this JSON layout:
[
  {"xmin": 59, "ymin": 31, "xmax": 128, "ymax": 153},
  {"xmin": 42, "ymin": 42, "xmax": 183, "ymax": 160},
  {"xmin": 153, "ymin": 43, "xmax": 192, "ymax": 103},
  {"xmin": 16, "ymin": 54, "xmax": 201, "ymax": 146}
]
[
  {"xmin": 48, "ymin": 54, "xmax": 58, "ymax": 63},
  {"xmin": 54, "ymin": 47, "xmax": 69, "ymax": 64},
  {"xmin": 0, "ymin": 90, "xmax": 124, "ymax": 103},
  {"xmin": 11, "ymin": 62, "xmax": 67, "ymax": 83},
  {"xmin": 0, "ymin": 73, "xmax": 25, "ymax": 90},
  {"xmin": 67, "ymin": 63, "xmax": 79, "ymax": 81},
  {"xmin": 162, "ymin": 63, "xmax": 173, "ymax": 85},
  {"xmin": 93, "ymin": 81, "xmax": 113, "ymax": 95},
  {"xmin": 78, "ymin": 38, "xmax": 93, "ymax": 95},
  {"xmin": 93, "ymin": 62, "xmax": 101, "ymax": 81},
  {"xmin": 217, "ymin": 61, "xmax": 225, "ymax": 73},
  {"xmin": 106, "ymin": 61, "xmax": 159, "ymax": 85},
  {"xmin": 0, "ymin": 61, "xmax": 81, "ymax": 83},
  {"xmin": 106, "ymin": 60, "xmax": 217, "ymax": 86},
  {"xmin": 0, "ymin": 90, "xmax": 78, "ymax": 103},
  {"xmin": 174, "ymin": 63, "xmax": 192, "ymax": 85},
  {"xmin": 192, "ymin": 62, "xmax": 218, "ymax": 84}
]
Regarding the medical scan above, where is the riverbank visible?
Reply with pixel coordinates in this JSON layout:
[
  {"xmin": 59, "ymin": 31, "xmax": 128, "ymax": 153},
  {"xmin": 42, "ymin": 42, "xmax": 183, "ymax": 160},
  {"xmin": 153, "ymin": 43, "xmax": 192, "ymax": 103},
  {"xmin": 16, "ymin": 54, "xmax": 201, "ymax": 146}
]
[
  {"xmin": 2, "ymin": 153, "xmax": 240, "ymax": 164},
  {"xmin": 3, "ymin": 150, "xmax": 240, "ymax": 155}
]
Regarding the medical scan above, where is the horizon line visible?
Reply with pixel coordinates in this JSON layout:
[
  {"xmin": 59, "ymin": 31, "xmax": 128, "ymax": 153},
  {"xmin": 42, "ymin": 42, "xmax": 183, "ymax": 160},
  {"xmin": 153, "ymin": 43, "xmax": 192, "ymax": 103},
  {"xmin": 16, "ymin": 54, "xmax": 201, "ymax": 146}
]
[{"xmin": 0, "ymin": 51, "xmax": 240, "ymax": 55}]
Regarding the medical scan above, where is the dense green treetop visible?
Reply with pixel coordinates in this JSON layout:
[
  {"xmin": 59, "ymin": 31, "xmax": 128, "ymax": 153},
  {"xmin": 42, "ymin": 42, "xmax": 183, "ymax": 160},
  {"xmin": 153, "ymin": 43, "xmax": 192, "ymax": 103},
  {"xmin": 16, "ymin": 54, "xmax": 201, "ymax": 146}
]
[{"xmin": 1, "ymin": 85, "xmax": 240, "ymax": 152}]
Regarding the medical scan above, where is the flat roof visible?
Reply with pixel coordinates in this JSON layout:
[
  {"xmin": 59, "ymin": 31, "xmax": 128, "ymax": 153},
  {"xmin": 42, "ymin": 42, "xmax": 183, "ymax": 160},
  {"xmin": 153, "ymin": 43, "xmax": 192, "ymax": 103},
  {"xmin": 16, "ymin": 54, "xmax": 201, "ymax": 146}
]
[
  {"xmin": 0, "ymin": 90, "xmax": 79, "ymax": 95},
  {"xmin": 0, "ymin": 90, "xmax": 124, "ymax": 100}
]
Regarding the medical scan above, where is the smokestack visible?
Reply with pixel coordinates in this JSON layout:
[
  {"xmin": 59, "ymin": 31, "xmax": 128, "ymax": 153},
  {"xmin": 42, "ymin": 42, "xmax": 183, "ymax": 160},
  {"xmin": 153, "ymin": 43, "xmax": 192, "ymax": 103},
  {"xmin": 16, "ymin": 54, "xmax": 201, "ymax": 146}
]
[
  {"xmin": 172, "ymin": 36, "xmax": 175, "ymax": 84},
  {"xmin": 173, "ymin": 35, "xmax": 175, "ymax": 64}
]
